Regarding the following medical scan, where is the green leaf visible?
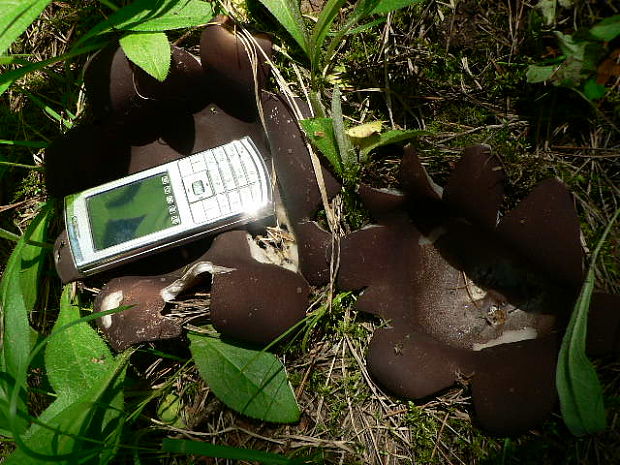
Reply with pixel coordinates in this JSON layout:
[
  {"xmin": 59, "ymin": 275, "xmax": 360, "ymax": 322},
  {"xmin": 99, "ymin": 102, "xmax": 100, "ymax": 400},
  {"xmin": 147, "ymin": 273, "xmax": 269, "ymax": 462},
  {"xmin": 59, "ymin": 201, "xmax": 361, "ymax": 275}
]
[
  {"xmin": 589, "ymin": 15, "xmax": 620, "ymax": 42},
  {"xmin": 257, "ymin": 0, "xmax": 309, "ymax": 54},
  {"xmin": 330, "ymin": 86, "xmax": 356, "ymax": 178},
  {"xmin": 0, "ymin": 0, "xmax": 53, "ymax": 55},
  {"xmin": 369, "ymin": 0, "xmax": 422, "ymax": 15},
  {"xmin": 526, "ymin": 64, "xmax": 556, "ymax": 83},
  {"xmin": 6, "ymin": 350, "xmax": 129, "ymax": 464},
  {"xmin": 0, "ymin": 203, "xmax": 51, "ymax": 436},
  {"xmin": 189, "ymin": 333, "xmax": 300, "ymax": 423},
  {"xmin": 548, "ymin": 32, "xmax": 603, "ymax": 87},
  {"xmin": 119, "ymin": 31, "xmax": 171, "ymax": 82},
  {"xmin": 43, "ymin": 286, "xmax": 115, "ymax": 418},
  {"xmin": 0, "ymin": 203, "xmax": 51, "ymax": 380},
  {"xmin": 583, "ymin": 78, "xmax": 606, "ymax": 100},
  {"xmin": 556, "ymin": 209, "xmax": 619, "ymax": 436},
  {"xmin": 77, "ymin": 0, "xmax": 215, "ymax": 46},
  {"xmin": 358, "ymin": 129, "xmax": 427, "ymax": 158},
  {"xmin": 309, "ymin": 0, "xmax": 347, "ymax": 68},
  {"xmin": 299, "ymin": 117, "xmax": 343, "ymax": 177},
  {"xmin": 162, "ymin": 439, "xmax": 315, "ymax": 464}
]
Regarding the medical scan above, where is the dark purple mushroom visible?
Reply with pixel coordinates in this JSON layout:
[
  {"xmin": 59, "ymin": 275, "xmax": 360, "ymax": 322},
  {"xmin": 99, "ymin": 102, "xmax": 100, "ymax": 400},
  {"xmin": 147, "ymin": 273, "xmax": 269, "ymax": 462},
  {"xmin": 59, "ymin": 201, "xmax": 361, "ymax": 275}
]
[{"xmin": 338, "ymin": 144, "xmax": 620, "ymax": 435}]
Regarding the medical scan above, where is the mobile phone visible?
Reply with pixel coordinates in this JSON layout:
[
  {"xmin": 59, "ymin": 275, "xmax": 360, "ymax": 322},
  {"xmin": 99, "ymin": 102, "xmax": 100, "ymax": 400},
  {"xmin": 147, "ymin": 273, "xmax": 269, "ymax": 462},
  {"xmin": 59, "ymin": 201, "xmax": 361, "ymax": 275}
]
[{"xmin": 61, "ymin": 137, "xmax": 273, "ymax": 275}]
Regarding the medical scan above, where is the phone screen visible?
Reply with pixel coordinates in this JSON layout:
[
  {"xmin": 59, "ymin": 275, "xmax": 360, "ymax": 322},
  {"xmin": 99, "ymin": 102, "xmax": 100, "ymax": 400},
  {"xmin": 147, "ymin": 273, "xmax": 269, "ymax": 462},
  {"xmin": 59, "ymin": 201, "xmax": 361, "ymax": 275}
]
[{"xmin": 86, "ymin": 172, "xmax": 180, "ymax": 250}]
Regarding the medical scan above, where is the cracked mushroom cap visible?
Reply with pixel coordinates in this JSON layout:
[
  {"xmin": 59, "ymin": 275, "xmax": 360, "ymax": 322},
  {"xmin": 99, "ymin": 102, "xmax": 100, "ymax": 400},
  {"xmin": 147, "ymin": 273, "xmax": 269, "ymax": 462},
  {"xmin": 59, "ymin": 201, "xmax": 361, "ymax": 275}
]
[
  {"xmin": 338, "ymin": 144, "xmax": 620, "ymax": 435},
  {"xmin": 94, "ymin": 230, "xmax": 309, "ymax": 350}
]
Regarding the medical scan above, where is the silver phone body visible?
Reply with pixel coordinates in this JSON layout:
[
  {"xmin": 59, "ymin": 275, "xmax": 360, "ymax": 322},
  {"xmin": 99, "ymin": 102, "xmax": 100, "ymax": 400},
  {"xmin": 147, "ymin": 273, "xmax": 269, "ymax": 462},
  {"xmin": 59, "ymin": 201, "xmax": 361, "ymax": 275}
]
[{"xmin": 64, "ymin": 137, "xmax": 272, "ymax": 275}]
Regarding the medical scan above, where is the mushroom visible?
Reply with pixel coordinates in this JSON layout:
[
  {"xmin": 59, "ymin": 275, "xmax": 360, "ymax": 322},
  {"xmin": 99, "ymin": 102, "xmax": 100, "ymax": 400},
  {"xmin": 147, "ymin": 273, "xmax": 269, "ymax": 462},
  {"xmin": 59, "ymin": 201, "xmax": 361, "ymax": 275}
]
[{"xmin": 338, "ymin": 145, "xmax": 620, "ymax": 434}]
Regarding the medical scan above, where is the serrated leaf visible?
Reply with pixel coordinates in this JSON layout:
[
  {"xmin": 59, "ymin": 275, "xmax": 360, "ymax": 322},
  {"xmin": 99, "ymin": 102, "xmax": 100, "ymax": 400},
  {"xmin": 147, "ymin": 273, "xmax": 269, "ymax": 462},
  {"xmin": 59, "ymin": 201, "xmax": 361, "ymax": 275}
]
[
  {"xmin": 0, "ymin": 0, "xmax": 53, "ymax": 55},
  {"xmin": 369, "ymin": 0, "xmax": 422, "ymax": 15},
  {"xmin": 299, "ymin": 117, "xmax": 343, "ymax": 177},
  {"xmin": 119, "ymin": 31, "xmax": 171, "ymax": 82},
  {"xmin": 77, "ymin": 0, "xmax": 215, "ymax": 46},
  {"xmin": 557, "ymin": 209, "xmax": 618, "ymax": 436},
  {"xmin": 257, "ymin": 0, "xmax": 308, "ymax": 54},
  {"xmin": 590, "ymin": 15, "xmax": 620, "ymax": 42},
  {"xmin": 189, "ymin": 334, "xmax": 300, "ymax": 423},
  {"xmin": 44, "ymin": 286, "xmax": 115, "ymax": 414}
]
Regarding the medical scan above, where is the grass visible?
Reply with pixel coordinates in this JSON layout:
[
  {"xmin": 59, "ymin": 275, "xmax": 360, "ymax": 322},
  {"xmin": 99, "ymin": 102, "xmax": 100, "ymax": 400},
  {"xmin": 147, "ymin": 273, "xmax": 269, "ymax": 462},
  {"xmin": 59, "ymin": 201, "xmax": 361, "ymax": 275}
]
[{"xmin": 1, "ymin": 0, "xmax": 619, "ymax": 463}]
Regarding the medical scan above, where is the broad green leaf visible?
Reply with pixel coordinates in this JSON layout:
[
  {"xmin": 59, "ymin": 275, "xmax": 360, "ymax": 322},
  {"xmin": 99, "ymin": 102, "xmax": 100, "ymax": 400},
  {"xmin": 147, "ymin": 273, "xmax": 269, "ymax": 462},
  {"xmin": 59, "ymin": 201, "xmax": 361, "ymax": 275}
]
[
  {"xmin": 0, "ymin": 0, "xmax": 53, "ymax": 55},
  {"xmin": 6, "ymin": 350, "xmax": 129, "ymax": 464},
  {"xmin": 76, "ymin": 0, "xmax": 215, "ymax": 46},
  {"xmin": 43, "ymin": 286, "xmax": 115, "ymax": 417},
  {"xmin": 557, "ymin": 209, "xmax": 619, "ymax": 436},
  {"xmin": 369, "ymin": 0, "xmax": 422, "ymax": 15},
  {"xmin": 359, "ymin": 129, "xmax": 427, "ymax": 158},
  {"xmin": 583, "ymin": 78, "xmax": 606, "ymax": 100},
  {"xmin": 589, "ymin": 15, "xmax": 620, "ymax": 42},
  {"xmin": 119, "ymin": 31, "xmax": 171, "ymax": 82},
  {"xmin": 526, "ymin": 64, "xmax": 556, "ymax": 83},
  {"xmin": 544, "ymin": 33, "xmax": 604, "ymax": 87},
  {"xmin": 162, "ymin": 439, "xmax": 314, "ymax": 464},
  {"xmin": 299, "ymin": 117, "xmax": 343, "ymax": 176},
  {"xmin": 189, "ymin": 334, "xmax": 300, "ymax": 423},
  {"xmin": 257, "ymin": 0, "xmax": 308, "ymax": 54}
]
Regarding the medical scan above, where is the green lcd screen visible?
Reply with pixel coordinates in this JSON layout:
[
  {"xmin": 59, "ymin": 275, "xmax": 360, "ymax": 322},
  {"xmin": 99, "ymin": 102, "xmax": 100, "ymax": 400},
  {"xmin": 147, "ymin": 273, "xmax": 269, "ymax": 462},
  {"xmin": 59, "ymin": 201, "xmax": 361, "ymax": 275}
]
[{"xmin": 87, "ymin": 172, "xmax": 179, "ymax": 251}]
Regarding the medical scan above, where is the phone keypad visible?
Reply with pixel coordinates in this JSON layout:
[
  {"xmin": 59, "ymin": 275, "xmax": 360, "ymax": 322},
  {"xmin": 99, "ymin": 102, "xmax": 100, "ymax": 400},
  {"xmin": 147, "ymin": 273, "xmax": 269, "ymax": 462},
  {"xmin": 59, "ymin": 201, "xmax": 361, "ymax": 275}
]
[{"xmin": 179, "ymin": 140, "xmax": 267, "ymax": 224}]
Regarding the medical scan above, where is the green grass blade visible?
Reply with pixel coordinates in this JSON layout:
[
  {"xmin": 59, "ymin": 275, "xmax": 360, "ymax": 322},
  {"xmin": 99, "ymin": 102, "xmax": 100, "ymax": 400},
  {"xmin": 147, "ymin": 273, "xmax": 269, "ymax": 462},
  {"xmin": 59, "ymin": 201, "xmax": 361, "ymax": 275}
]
[
  {"xmin": 0, "ymin": 227, "xmax": 20, "ymax": 242},
  {"xmin": 257, "ymin": 0, "xmax": 309, "ymax": 54},
  {"xmin": 119, "ymin": 31, "xmax": 171, "ymax": 82},
  {"xmin": 0, "ymin": 139, "xmax": 48, "ymax": 148},
  {"xmin": 0, "ymin": 41, "xmax": 105, "ymax": 96},
  {"xmin": 557, "ymin": 208, "xmax": 620, "ymax": 435},
  {"xmin": 0, "ymin": 0, "xmax": 53, "ymax": 55},
  {"xmin": 309, "ymin": 0, "xmax": 347, "ymax": 69}
]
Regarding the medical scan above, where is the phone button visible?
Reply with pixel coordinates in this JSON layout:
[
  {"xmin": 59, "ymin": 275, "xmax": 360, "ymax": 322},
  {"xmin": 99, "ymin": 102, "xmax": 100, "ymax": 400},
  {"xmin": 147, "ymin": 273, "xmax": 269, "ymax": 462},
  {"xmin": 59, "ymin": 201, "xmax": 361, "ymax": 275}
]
[
  {"xmin": 183, "ymin": 172, "xmax": 213, "ymax": 202},
  {"xmin": 190, "ymin": 202, "xmax": 207, "ymax": 223}
]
